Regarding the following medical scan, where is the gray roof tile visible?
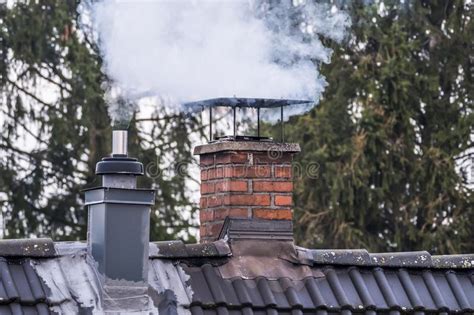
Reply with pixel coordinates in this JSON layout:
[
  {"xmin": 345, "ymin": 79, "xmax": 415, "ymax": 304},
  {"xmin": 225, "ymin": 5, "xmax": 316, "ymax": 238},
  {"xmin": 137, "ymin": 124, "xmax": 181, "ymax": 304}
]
[
  {"xmin": 0, "ymin": 239, "xmax": 471, "ymax": 314},
  {"xmin": 309, "ymin": 249, "xmax": 474, "ymax": 269},
  {"xmin": 184, "ymin": 263, "xmax": 474, "ymax": 314}
]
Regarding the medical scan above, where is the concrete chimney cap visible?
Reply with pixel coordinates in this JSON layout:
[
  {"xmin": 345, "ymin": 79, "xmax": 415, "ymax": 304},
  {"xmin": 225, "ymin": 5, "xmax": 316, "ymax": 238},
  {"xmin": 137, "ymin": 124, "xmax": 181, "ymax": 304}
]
[{"xmin": 194, "ymin": 141, "xmax": 300, "ymax": 155}]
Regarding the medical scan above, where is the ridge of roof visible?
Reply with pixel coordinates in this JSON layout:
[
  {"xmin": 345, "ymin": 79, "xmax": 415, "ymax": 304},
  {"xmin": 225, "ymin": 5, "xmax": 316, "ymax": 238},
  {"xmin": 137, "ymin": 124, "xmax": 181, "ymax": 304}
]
[
  {"xmin": 306, "ymin": 248, "xmax": 474, "ymax": 269},
  {"xmin": 0, "ymin": 238, "xmax": 56, "ymax": 258},
  {"xmin": 150, "ymin": 239, "xmax": 231, "ymax": 259},
  {"xmin": 0, "ymin": 238, "xmax": 472, "ymax": 270}
]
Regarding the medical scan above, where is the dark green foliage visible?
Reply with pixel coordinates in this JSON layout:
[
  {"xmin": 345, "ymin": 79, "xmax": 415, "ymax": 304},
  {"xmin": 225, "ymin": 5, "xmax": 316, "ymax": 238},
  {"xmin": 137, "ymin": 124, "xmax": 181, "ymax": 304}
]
[
  {"xmin": 0, "ymin": 1, "xmax": 198, "ymax": 241},
  {"xmin": 287, "ymin": 0, "xmax": 473, "ymax": 254},
  {"xmin": 0, "ymin": 0, "xmax": 472, "ymax": 253}
]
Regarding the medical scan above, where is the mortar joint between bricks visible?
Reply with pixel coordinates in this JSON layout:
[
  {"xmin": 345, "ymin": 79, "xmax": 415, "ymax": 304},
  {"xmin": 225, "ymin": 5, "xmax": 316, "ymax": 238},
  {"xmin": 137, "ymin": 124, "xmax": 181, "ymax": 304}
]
[
  {"xmin": 209, "ymin": 192, "xmax": 271, "ymax": 196},
  {"xmin": 200, "ymin": 163, "xmax": 218, "ymax": 170}
]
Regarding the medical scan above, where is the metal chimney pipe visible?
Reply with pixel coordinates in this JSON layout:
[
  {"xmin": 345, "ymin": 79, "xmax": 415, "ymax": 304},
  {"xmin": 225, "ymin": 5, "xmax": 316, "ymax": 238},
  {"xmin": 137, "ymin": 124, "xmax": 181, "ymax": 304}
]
[
  {"xmin": 112, "ymin": 129, "xmax": 128, "ymax": 156},
  {"xmin": 85, "ymin": 130, "xmax": 154, "ymax": 311}
]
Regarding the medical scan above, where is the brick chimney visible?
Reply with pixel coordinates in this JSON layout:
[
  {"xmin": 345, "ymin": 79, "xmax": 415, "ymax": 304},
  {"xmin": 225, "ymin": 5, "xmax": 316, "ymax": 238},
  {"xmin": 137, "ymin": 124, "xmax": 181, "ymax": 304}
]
[{"xmin": 194, "ymin": 141, "xmax": 300, "ymax": 243}]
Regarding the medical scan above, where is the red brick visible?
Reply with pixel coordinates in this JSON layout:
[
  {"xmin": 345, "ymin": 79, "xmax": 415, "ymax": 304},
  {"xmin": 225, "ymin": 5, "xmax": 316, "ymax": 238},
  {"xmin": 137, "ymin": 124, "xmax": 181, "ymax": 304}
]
[
  {"xmin": 216, "ymin": 152, "xmax": 249, "ymax": 165},
  {"xmin": 200, "ymin": 209, "xmax": 214, "ymax": 222},
  {"xmin": 229, "ymin": 208, "xmax": 249, "ymax": 218},
  {"xmin": 207, "ymin": 195, "xmax": 229, "ymax": 208},
  {"xmin": 213, "ymin": 208, "xmax": 249, "ymax": 220},
  {"xmin": 253, "ymin": 208, "xmax": 292, "ymax": 220},
  {"xmin": 209, "ymin": 222, "xmax": 224, "ymax": 235},
  {"xmin": 226, "ymin": 194, "xmax": 271, "ymax": 206},
  {"xmin": 253, "ymin": 152, "xmax": 293, "ymax": 164},
  {"xmin": 213, "ymin": 208, "xmax": 229, "ymax": 220},
  {"xmin": 200, "ymin": 225, "xmax": 207, "ymax": 239},
  {"xmin": 275, "ymin": 166, "xmax": 292, "ymax": 178},
  {"xmin": 200, "ymin": 154, "xmax": 215, "ymax": 166},
  {"xmin": 223, "ymin": 166, "xmax": 271, "ymax": 178},
  {"xmin": 200, "ymin": 197, "xmax": 207, "ymax": 208},
  {"xmin": 201, "ymin": 170, "xmax": 208, "ymax": 181},
  {"xmin": 201, "ymin": 182, "xmax": 215, "ymax": 195},
  {"xmin": 206, "ymin": 168, "xmax": 215, "ymax": 180},
  {"xmin": 215, "ymin": 180, "xmax": 248, "ymax": 193},
  {"xmin": 200, "ymin": 224, "xmax": 210, "ymax": 236},
  {"xmin": 201, "ymin": 222, "xmax": 224, "ymax": 240},
  {"xmin": 253, "ymin": 181, "xmax": 293, "ymax": 192},
  {"xmin": 215, "ymin": 167, "xmax": 224, "ymax": 179},
  {"xmin": 208, "ymin": 167, "xmax": 224, "ymax": 180},
  {"xmin": 275, "ymin": 195, "xmax": 292, "ymax": 206},
  {"xmin": 206, "ymin": 195, "xmax": 219, "ymax": 208}
]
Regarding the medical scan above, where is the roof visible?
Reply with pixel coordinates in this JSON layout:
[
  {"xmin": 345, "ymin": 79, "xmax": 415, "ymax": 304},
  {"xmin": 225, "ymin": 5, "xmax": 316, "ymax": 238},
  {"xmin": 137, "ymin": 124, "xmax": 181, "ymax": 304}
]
[{"xmin": 0, "ymin": 234, "xmax": 472, "ymax": 315}]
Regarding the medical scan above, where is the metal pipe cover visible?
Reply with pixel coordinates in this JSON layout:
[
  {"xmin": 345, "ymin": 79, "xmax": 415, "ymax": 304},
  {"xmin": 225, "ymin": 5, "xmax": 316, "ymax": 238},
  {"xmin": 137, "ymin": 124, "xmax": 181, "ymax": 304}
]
[{"xmin": 112, "ymin": 130, "xmax": 128, "ymax": 156}]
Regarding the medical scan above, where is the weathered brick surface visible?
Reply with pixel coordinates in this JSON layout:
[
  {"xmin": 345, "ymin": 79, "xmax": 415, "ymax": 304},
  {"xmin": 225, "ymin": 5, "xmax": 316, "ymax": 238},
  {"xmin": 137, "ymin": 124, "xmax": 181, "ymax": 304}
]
[
  {"xmin": 215, "ymin": 180, "xmax": 248, "ymax": 193},
  {"xmin": 200, "ymin": 197, "xmax": 207, "ymax": 208},
  {"xmin": 200, "ymin": 221, "xmax": 225, "ymax": 242},
  {"xmin": 200, "ymin": 154, "xmax": 215, "ymax": 166},
  {"xmin": 208, "ymin": 222, "xmax": 224, "ymax": 236},
  {"xmin": 253, "ymin": 208, "xmax": 292, "ymax": 220},
  {"xmin": 200, "ymin": 225, "xmax": 206, "ymax": 240},
  {"xmin": 200, "ymin": 209, "xmax": 214, "ymax": 222},
  {"xmin": 207, "ymin": 167, "xmax": 224, "ymax": 180},
  {"xmin": 274, "ymin": 195, "xmax": 293, "ymax": 206},
  {"xmin": 223, "ymin": 165, "xmax": 272, "ymax": 178},
  {"xmin": 253, "ymin": 152, "xmax": 293, "ymax": 164},
  {"xmin": 253, "ymin": 181, "xmax": 293, "ymax": 192},
  {"xmin": 201, "ymin": 182, "xmax": 215, "ymax": 195},
  {"xmin": 274, "ymin": 166, "xmax": 292, "ymax": 178},
  {"xmin": 206, "ymin": 195, "xmax": 230, "ymax": 208},
  {"xmin": 198, "ymin": 146, "xmax": 297, "ymax": 242},
  {"xmin": 201, "ymin": 170, "xmax": 208, "ymax": 181},
  {"xmin": 214, "ymin": 208, "xmax": 249, "ymax": 220},
  {"xmin": 215, "ymin": 152, "xmax": 250, "ymax": 165},
  {"xmin": 228, "ymin": 194, "xmax": 271, "ymax": 206}
]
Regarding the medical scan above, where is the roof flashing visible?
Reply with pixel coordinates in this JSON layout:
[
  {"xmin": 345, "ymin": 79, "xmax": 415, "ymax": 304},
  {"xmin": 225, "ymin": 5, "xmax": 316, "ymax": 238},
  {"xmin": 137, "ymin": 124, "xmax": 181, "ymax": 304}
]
[
  {"xmin": 150, "ymin": 239, "xmax": 231, "ymax": 259},
  {"xmin": 218, "ymin": 218, "xmax": 294, "ymax": 241}
]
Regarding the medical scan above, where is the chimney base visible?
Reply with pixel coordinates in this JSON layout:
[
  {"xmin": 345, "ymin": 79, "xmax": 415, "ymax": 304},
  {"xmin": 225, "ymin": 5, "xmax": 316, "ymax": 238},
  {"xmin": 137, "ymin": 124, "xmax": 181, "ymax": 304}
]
[{"xmin": 85, "ymin": 187, "xmax": 155, "ymax": 298}]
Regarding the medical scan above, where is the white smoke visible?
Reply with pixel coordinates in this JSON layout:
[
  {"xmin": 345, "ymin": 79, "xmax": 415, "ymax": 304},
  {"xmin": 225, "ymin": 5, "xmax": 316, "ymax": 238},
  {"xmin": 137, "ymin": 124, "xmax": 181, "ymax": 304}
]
[{"xmin": 90, "ymin": 0, "xmax": 351, "ymax": 125}]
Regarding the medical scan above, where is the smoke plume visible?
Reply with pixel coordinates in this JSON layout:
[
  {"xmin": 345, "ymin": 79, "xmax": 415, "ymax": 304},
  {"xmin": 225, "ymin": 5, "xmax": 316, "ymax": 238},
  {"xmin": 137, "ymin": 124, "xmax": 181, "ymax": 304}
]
[{"xmin": 90, "ymin": 0, "xmax": 351, "ymax": 125}]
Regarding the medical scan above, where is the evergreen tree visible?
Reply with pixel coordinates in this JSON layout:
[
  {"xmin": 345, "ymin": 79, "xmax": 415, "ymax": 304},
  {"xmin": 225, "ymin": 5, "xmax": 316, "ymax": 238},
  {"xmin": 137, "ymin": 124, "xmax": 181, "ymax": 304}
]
[
  {"xmin": 0, "ymin": 1, "xmax": 198, "ymax": 241},
  {"xmin": 288, "ymin": 0, "xmax": 473, "ymax": 254}
]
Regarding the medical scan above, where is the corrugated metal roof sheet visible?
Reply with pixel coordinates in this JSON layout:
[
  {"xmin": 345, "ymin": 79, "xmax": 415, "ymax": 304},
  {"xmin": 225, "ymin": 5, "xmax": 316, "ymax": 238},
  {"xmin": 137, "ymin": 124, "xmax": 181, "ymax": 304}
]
[{"xmin": 0, "ymin": 240, "xmax": 472, "ymax": 314}]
